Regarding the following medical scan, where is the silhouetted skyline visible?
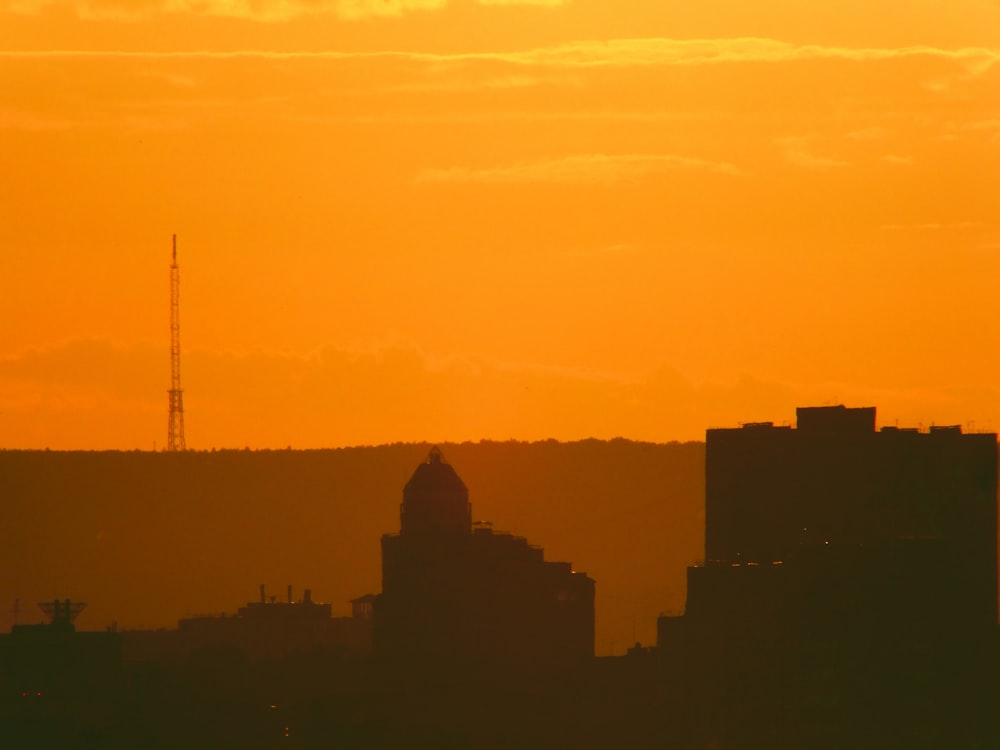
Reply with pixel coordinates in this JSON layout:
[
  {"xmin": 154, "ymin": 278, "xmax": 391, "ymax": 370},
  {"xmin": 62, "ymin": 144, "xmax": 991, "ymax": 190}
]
[{"xmin": 3, "ymin": 405, "xmax": 997, "ymax": 747}]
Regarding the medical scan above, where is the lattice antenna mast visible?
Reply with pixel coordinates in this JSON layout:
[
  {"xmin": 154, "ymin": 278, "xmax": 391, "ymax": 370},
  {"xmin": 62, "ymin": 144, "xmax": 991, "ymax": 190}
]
[{"xmin": 167, "ymin": 234, "xmax": 186, "ymax": 451}]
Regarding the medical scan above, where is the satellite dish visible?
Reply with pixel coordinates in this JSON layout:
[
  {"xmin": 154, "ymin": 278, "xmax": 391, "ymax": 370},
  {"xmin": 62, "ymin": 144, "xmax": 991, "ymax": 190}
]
[{"xmin": 38, "ymin": 599, "xmax": 87, "ymax": 626}]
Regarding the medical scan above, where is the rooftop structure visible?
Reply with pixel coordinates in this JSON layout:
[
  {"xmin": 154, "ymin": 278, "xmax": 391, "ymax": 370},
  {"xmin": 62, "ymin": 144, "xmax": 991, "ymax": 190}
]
[{"xmin": 38, "ymin": 599, "xmax": 87, "ymax": 629}]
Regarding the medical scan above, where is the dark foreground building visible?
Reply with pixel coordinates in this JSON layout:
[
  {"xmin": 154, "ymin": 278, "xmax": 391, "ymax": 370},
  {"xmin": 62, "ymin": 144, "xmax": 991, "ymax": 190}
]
[
  {"xmin": 376, "ymin": 447, "xmax": 595, "ymax": 666},
  {"xmin": 122, "ymin": 585, "xmax": 372, "ymax": 663},
  {"xmin": 703, "ymin": 405, "xmax": 996, "ymax": 622},
  {"xmin": 659, "ymin": 405, "xmax": 1000, "ymax": 749},
  {"xmin": 0, "ymin": 601, "xmax": 124, "ymax": 746}
]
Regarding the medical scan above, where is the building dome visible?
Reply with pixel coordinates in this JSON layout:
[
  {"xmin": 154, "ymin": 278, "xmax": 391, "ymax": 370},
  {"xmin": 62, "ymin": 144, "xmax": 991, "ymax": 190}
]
[{"xmin": 400, "ymin": 447, "xmax": 471, "ymax": 535}]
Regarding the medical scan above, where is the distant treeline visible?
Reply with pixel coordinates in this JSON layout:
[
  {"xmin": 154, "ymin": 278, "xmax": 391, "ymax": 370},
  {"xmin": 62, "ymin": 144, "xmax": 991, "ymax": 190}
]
[{"xmin": 0, "ymin": 440, "xmax": 704, "ymax": 651}]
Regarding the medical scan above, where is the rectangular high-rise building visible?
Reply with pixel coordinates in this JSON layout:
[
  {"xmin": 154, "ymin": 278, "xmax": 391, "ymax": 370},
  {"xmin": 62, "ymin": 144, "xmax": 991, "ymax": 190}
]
[
  {"xmin": 659, "ymin": 406, "xmax": 999, "ymax": 748},
  {"xmin": 703, "ymin": 405, "xmax": 997, "ymax": 624}
]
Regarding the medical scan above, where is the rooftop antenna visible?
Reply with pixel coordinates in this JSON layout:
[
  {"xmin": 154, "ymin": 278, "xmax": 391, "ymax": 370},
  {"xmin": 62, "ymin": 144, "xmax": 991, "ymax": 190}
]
[{"xmin": 167, "ymin": 234, "xmax": 187, "ymax": 451}]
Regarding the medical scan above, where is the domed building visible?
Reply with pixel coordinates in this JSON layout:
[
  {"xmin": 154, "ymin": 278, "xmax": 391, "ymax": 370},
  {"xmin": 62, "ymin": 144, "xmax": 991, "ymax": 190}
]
[
  {"xmin": 375, "ymin": 447, "xmax": 595, "ymax": 666},
  {"xmin": 398, "ymin": 445, "xmax": 472, "ymax": 537}
]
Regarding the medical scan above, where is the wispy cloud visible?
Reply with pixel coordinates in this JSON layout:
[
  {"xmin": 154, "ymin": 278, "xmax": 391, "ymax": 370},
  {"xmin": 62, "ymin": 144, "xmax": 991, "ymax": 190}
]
[
  {"xmin": 562, "ymin": 243, "xmax": 643, "ymax": 259},
  {"xmin": 475, "ymin": 0, "xmax": 565, "ymax": 5},
  {"xmin": 880, "ymin": 154, "xmax": 914, "ymax": 166},
  {"xmin": 0, "ymin": 110, "xmax": 76, "ymax": 131},
  {"xmin": 2, "ymin": 39, "xmax": 998, "ymax": 71},
  {"xmin": 844, "ymin": 126, "xmax": 888, "ymax": 140},
  {"xmin": 880, "ymin": 221, "xmax": 986, "ymax": 230},
  {"xmin": 783, "ymin": 150, "xmax": 848, "ymax": 169},
  {"xmin": 416, "ymin": 153, "xmax": 742, "ymax": 185},
  {"xmin": 0, "ymin": 0, "xmax": 568, "ymax": 21},
  {"xmin": 135, "ymin": 69, "xmax": 198, "ymax": 88},
  {"xmin": 337, "ymin": 0, "xmax": 446, "ymax": 21},
  {"xmin": 777, "ymin": 136, "xmax": 848, "ymax": 170},
  {"xmin": 371, "ymin": 73, "xmax": 579, "ymax": 95},
  {"xmin": 959, "ymin": 119, "xmax": 1000, "ymax": 132},
  {"xmin": 933, "ymin": 118, "xmax": 1000, "ymax": 144},
  {"xmin": 501, "ymin": 38, "xmax": 1000, "ymax": 71}
]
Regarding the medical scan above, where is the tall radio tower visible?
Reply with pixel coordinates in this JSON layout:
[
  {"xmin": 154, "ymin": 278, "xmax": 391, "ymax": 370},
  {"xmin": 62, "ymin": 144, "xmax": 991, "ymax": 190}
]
[{"xmin": 167, "ymin": 234, "xmax": 187, "ymax": 451}]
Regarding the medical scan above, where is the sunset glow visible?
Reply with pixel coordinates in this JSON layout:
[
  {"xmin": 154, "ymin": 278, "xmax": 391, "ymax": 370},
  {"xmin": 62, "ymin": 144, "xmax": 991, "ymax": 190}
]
[{"xmin": 2, "ymin": 0, "xmax": 999, "ymax": 449}]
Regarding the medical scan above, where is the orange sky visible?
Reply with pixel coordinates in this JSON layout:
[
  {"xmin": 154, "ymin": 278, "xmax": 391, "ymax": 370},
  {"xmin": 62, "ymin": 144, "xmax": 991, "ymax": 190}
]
[{"xmin": 2, "ymin": 0, "xmax": 999, "ymax": 449}]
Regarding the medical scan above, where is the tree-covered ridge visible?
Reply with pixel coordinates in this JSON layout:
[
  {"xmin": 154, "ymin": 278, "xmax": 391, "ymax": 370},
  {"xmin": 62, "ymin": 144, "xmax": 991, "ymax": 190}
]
[{"xmin": 0, "ymin": 440, "xmax": 704, "ymax": 652}]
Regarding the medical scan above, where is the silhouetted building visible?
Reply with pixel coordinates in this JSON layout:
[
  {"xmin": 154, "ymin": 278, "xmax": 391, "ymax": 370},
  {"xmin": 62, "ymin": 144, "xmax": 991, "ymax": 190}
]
[
  {"xmin": 702, "ymin": 405, "xmax": 996, "ymax": 624},
  {"xmin": 375, "ymin": 447, "xmax": 595, "ymax": 665},
  {"xmin": 0, "ymin": 600, "xmax": 124, "ymax": 740},
  {"xmin": 658, "ymin": 406, "xmax": 1000, "ymax": 748},
  {"xmin": 123, "ymin": 585, "xmax": 372, "ymax": 663}
]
